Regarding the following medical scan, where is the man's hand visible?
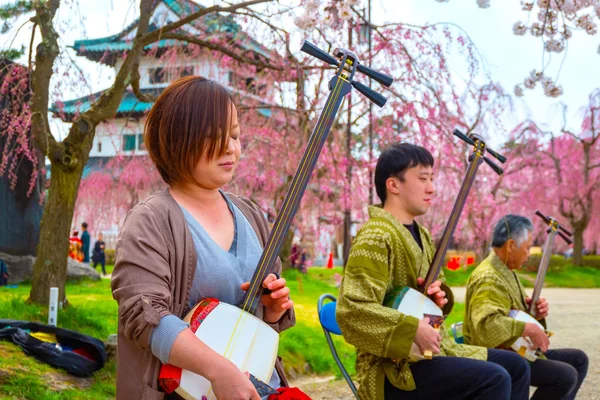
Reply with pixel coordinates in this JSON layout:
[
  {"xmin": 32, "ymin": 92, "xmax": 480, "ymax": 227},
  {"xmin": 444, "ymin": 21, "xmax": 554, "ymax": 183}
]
[
  {"xmin": 241, "ymin": 274, "xmax": 293, "ymax": 323},
  {"xmin": 418, "ymin": 278, "xmax": 448, "ymax": 309},
  {"xmin": 523, "ymin": 322, "xmax": 549, "ymax": 352},
  {"xmin": 526, "ymin": 297, "xmax": 549, "ymax": 320},
  {"xmin": 414, "ymin": 317, "xmax": 442, "ymax": 355}
]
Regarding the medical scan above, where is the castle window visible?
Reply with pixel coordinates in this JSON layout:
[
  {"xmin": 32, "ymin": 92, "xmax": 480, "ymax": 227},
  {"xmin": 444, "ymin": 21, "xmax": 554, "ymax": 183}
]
[
  {"xmin": 137, "ymin": 134, "xmax": 145, "ymax": 150},
  {"xmin": 123, "ymin": 134, "xmax": 136, "ymax": 151},
  {"xmin": 179, "ymin": 66, "xmax": 194, "ymax": 78},
  {"xmin": 149, "ymin": 68, "xmax": 166, "ymax": 84},
  {"xmin": 149, "ymin": 66, "xmax": 195, "ymax": 84}
]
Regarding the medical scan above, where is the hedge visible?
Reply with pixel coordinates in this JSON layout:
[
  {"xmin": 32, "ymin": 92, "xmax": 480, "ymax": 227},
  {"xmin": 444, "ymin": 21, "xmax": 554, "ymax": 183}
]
[{"xmin": 523, "ymin": 254, "xmax": 600, "ymax": 272}]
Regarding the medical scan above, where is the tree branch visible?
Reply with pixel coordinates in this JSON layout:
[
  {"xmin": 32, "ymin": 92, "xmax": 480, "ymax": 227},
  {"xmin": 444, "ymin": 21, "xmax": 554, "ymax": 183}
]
[
  {"xmin": 27, "ymin": 21, "xmax": 36, "ymax": 74},
  {"xmin": 30, "ymin": 0, "xmax": 61, "ymax": 160},
  {"xmin": 237, "ymin": 105, "xmax": 300, "ymax": 113},
  {"xmin": 79, "ymin": 0, "xmax": 155, "ymax": 128},
  {"xmin": 589, "ymin": 163, "xmax": 600, "ymax": 170},
  {"xmin": 131, "ymin": 59, "xmax": 156, "ymax": 103}
]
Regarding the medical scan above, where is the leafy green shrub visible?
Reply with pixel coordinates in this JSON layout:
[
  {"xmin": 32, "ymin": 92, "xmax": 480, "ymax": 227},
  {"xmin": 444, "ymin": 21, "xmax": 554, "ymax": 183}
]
[
  {"xmin": 524, "ymin": 254, "xmax": 600, "ymax": 271},
  {"xmin": 580, "ymin": 255, "xmax": 600, "ymax": 269},
  {"xmin": 523, "ymin": 255, "xmax": 568, "ymax": 272},
  {"xmin": 105, "ymin": 249, "xmax": 115, "ymax": 265}
]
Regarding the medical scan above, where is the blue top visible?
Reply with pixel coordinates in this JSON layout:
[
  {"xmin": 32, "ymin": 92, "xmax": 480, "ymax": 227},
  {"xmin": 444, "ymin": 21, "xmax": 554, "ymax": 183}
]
[
  {"xmin": 150, "ymin": 192, "xmax": 280, "ymax": 389},
  {"xmin": 81, "ymin": 230, "xmax": 90, "ymax": 263}
]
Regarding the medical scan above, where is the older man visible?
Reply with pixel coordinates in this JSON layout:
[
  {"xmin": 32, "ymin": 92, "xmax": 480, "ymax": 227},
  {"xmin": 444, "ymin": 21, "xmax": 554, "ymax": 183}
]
[{"xmin": 464, "ymin": 214, "xmax": 589, "ymax": 400}]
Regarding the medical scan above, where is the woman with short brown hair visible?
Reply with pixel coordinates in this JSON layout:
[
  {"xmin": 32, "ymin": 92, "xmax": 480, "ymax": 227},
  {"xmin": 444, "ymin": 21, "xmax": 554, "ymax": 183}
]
[{"xmin": 112, "ymin": 76, "xmax": 295, "ymax": 400}]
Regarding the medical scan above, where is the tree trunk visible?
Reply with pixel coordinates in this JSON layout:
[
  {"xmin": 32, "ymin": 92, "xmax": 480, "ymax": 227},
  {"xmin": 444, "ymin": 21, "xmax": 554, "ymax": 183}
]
[
  {"xmin": 29, "ymin": 120, "xmax": 94, "ymax": 305},
  {"xmin": 278, "ymin": 228, "xmax": 294, "ymax": 271},
  {"xmin": 572, "ymin": 226, "xmax": 584, "ymax": 267},
  {"xmin": 477, "ymin": 239, "xmax": 489, "ymax": 265},
  {"xmin": 30, "ymin": 160, "xmax": 86, "ymax": 305}
]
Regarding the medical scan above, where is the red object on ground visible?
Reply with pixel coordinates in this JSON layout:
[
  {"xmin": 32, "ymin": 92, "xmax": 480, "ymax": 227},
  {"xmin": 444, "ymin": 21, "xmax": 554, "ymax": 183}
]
[
  {"xmin": 447, "ymin": 256, "xmax": 460, "ymax": 271},
  {"xmin": 269, "ymin": 387, "xmax": 312, "ymax": 399},
  {"xmin": 71, "ymin": 346, "xmax": 96, "ymax": 361},
  {"xmin": 326, "ymin": 252, "xmax": 334, "ymax": 269},
  {"xmin": 467, "ymin": 256, "xmax": 475, "ymax": 265}
]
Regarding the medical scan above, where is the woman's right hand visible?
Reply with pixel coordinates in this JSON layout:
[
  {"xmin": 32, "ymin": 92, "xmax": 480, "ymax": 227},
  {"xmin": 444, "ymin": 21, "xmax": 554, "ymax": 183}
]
[{"xmin": 209, "ymin": 358, "xmax": 260, "ymax": 400}]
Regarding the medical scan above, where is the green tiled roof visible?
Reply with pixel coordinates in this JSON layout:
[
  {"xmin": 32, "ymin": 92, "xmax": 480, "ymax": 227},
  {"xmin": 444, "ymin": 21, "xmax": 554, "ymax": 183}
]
[
  {"xmin": 74, "ymin": 39, "xmax": 178, "ymax": 53},
  {"xmin": 50, "ymin": 88, "xmax": 162, "ymax": 120},
  {"xmin": 73, "ymin": 0, "xmax": 273, "ymax": 64},
  {"xmin": 51, "ymin": 87, "xmax": 273, "ymax": 121}
]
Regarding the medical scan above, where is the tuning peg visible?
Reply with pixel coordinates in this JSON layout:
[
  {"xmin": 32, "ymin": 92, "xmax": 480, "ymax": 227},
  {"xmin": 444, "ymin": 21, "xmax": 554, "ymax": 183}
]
[
  {"xmin": 559, "ymin": 225, "xmax": 573, "ymax": 237},
  {"xmin": 483, "ymin": 157, "xmax": 503, "ymax": 175},
  {"xmin": 453, "ymin": 129, "xmax": 475, "ymax": 146},
  {"xmin": 301, "ymin": 40, "xmax": 339, "ymax": 66},
  {"xmin": 558, "ymin": 231, "xmax": 573, "ymax": 245},
  {"xmin": 535, "ymin": 210, "xmax": 551, "ymax": 225},
  {"xmin": 356, "ymin": 64, "xmax": 393, "ymax": 87},
  {"xmin": 486, "ymin": 147, "xmax": 507, "ymax": 164},
  {"xmin": 351, "ymin": 81, "xmax": 387, "ymax": 107}
]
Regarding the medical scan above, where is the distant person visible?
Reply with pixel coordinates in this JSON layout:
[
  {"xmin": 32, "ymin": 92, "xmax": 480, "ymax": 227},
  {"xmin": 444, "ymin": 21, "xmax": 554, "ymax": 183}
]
[
  {"xmin": 299, "ymin": 247, "xmax": 309, "ymax": 273},
  {"xmin": 69, "ymin": 230, "xmax": 83, "ymax": 262},
  {"xmin": 80, "ymin": 222, "xmax": 90, "ymax": 263},
  {"xmin": 0, "ymin": 259, "xmax": 9, "ymax": 286},
  {"xmin": 92, "ymin": 233, "xmax": 106, "ymax": 276},
  {"xmin": 290, "ymin": 237, "xmax": 301, "ymax": 270},
  {"xmin": 564, "ymin": 244, "xmax": 574, "ymax": 259}
]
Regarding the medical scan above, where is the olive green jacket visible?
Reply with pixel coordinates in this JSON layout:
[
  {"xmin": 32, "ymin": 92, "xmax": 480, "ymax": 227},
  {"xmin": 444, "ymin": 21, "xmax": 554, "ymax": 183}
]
[
  {"xmin": 337, "ymin": 206, "xmax": 487, "ymax": 400},
  {"xmin": 463, "ymin": 252, "xmax": 547, "ymax": 350}
]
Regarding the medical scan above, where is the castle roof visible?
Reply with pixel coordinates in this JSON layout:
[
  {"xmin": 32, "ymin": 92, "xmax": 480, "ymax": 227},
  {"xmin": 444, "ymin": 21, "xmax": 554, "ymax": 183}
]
[{"xmin": 72, "ymin": 0, "xmax": 274, "ymax": 66}]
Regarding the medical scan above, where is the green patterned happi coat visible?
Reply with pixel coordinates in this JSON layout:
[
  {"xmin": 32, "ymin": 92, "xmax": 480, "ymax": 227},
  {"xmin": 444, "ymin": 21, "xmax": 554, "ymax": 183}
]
[
  {"xmin": 337, "ymin": 206, "xmax": 487, "ymax": 400},
  {"xmin": 463, "ymin": 252, "xmax": 547, "ymax": 352}
]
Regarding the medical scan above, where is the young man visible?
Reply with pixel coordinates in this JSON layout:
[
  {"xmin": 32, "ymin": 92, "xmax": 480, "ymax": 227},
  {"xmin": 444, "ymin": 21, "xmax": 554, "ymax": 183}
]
[
  {"xmin": 464, "ymin": 215, "xmax": 588, "ymax": 400},
  {"xmin": 337, "ymin": 143, "xmax": 530, "ymax": 400}
]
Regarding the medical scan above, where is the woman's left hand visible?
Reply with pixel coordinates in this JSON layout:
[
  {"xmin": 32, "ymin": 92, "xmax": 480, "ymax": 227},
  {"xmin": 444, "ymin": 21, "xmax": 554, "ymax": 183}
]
[{"xmin": 241, "ymin": 274, "xmax": 293, "ymax": 323}]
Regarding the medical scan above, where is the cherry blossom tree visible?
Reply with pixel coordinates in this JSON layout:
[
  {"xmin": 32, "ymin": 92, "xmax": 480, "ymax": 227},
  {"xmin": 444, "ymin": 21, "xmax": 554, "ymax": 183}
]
[
  {"xmin": 0, "ymin": 0, "xmax": 288, "ymax": 305},
  {"xmin": 436, "ymin": 0, "xmax": 600, "ymax": 97},
  {"xmin": 506, "ymin": 89, "xmax": 600, "ymax": 265},
  {"xmin": 2, "ymin": 0, "xmax": 517, "ymax": 304},
  {"xmin": 0, "ymin": 60, "xmax": 41, "ymax": 199},
  {"xmin": 74, "ymin": 156, "xmax": 163, "ymax": 234},
  {"xmin": 76, "ymin": 0, "xmax": 515, "ymax": 267}
]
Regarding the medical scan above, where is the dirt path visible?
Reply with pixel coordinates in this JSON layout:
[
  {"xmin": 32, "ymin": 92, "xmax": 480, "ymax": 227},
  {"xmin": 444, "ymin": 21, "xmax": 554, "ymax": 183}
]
[{"xmin": 292, "ymin": 288, "xmax": 600, "ymax": 399}]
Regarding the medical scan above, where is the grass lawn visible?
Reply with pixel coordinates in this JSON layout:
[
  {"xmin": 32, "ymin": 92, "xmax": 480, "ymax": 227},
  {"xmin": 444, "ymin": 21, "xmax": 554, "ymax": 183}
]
[
  {"xmin": 0, "ymin": 267, "xmax": 356, "ymax": 399},
  {"xmin": 1, "ymin": 263, "xmax": 598, "ymax": 399},
  {"xmin": 0, "ymin": 279, "xmax": 117, "ymax": 399}
]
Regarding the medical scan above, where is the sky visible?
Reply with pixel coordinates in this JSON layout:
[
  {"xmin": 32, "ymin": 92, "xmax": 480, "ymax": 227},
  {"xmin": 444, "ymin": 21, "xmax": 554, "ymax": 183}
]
[
  {"xmin": 1, "ymin": 0, "xmax": 599, "ymax": 140},
  {"xmin": 386, "ymin": 0, "xmax": 600, "ymax": 133}
]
